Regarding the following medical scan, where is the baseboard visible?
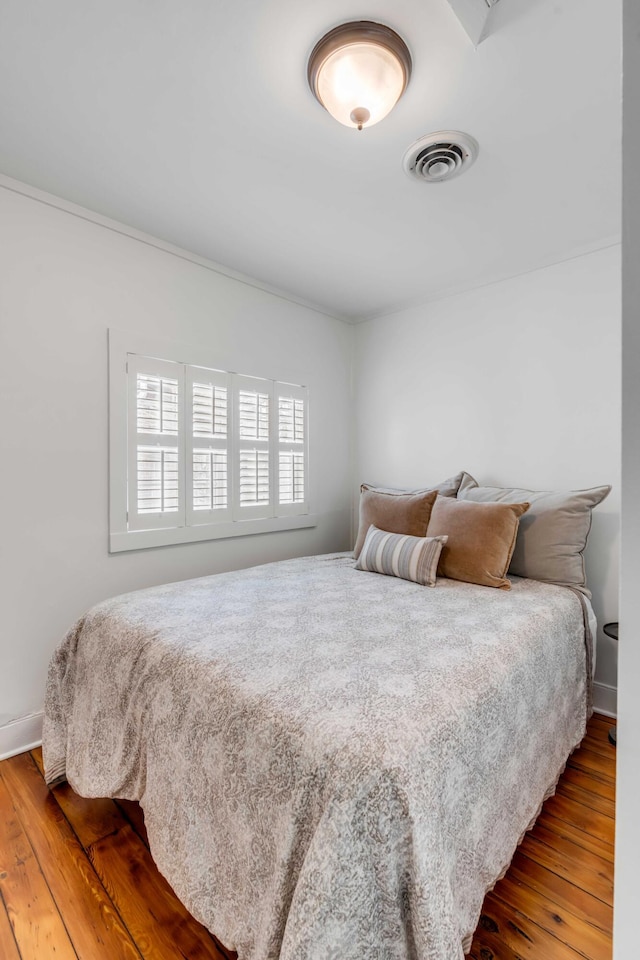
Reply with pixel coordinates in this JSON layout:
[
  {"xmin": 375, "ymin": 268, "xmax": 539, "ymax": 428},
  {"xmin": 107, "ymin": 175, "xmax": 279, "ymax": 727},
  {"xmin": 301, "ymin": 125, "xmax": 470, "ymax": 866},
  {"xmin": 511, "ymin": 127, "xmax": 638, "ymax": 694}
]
[
  {"xmin": 593, "ymin": 681, "xmax": 617, "ymax": 719},
  {"xmin": 0, "ymin": 711, "xmax": 43, "ymax": 761}
]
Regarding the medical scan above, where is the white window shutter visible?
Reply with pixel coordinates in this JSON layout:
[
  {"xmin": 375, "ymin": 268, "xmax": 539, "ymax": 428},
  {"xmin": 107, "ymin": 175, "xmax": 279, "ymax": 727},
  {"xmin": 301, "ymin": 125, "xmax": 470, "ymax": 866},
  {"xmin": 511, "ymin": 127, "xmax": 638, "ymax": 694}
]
[
  {"xmin": 239, "ymin": 389, "xmax": 270, "ymax": 441},
  {"xmin": 232, "ymin": 375, "xmax": 274, "ymax": 520},
  {"xmin": 275, "ymin": 382, "xmax": 308, "ymax": 516},
  {"xmin": 111, "ymin": 330, "xmax": 313, "ymax": 550},
  {"xmin": 239, "ymin": 448, "xmax": 270, "ymax": 504},
  {"xmin": 127, "ymin": 355, "xmax": 186, "ymax": 531},
  {"xmin": 278, "ymin": 450, "xmax": 305, "ymax": 505},
  {"xmin": 186, "ymin": 367, "xmax": 232, "ymax": 525}
]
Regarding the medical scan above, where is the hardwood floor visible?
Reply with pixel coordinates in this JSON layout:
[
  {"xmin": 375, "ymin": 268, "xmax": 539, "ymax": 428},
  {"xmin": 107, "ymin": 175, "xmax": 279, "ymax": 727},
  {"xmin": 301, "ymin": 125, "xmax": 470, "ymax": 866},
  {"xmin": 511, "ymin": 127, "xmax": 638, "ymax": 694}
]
[{"xmin": 0, "ymin": 714, "xmax": 614, "ymax": 959}]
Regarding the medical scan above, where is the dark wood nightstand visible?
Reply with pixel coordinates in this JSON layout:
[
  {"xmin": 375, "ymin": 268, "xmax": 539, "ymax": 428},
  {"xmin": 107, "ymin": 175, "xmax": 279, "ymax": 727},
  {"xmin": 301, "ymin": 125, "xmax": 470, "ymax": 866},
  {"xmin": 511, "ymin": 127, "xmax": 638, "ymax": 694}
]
[{"xmin": 603, "ymin": 622, "xmax": 618, "ymax": 746}]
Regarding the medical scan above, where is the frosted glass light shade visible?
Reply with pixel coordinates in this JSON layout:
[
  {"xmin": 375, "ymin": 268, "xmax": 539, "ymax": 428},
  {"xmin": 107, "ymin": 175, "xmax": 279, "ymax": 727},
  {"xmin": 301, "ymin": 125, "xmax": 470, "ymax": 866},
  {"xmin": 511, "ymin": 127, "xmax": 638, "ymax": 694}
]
[{"xmin": 308, "ymin": 22, "xmax": 412, "ymax": 131}]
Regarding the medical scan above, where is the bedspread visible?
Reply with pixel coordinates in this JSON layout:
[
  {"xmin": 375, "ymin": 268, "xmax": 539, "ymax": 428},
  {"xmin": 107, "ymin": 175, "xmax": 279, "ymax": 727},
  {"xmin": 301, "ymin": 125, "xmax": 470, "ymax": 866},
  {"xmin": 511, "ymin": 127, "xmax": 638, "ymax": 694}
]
[{"xmin": 43, "ymin": 553, "xmax": 590, "ymax": 960}]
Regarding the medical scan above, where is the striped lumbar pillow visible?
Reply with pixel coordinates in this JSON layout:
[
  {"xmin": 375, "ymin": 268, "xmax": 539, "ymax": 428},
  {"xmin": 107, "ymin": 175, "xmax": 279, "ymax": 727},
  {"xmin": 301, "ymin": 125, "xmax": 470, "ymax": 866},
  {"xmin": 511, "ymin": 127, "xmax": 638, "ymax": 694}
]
[{"xmin": 355, "ymin": 525, "xmax": 448, "ymax": 587}]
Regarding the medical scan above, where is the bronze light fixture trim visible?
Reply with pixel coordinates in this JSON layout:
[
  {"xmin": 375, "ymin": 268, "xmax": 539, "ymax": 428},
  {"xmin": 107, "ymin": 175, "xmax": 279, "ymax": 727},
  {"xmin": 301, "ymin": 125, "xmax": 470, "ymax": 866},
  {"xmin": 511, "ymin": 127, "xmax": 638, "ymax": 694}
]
[{"xmin": 307, "ymin": 21, "xmax": 412, "ymax": 131}]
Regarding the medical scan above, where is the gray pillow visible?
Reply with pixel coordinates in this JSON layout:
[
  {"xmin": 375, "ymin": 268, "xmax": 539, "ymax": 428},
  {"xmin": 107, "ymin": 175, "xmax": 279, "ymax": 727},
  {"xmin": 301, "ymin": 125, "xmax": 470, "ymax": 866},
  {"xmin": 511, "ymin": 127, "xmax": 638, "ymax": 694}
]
[
  {"xmin": 361, "ymin": 471, "xmax": 465, "ymax": 499},
  {"xmin": 457, "ymin": 473, "xmax": 611, "ymax": 593}
]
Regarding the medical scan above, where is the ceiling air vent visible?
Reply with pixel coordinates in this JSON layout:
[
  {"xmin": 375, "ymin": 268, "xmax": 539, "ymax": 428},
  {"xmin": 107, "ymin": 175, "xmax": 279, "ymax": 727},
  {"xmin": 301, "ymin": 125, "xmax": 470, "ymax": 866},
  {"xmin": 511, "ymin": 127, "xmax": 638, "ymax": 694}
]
[{"xmin": 402, "ymin": 131, "xmax": 479, "ymax": 183}]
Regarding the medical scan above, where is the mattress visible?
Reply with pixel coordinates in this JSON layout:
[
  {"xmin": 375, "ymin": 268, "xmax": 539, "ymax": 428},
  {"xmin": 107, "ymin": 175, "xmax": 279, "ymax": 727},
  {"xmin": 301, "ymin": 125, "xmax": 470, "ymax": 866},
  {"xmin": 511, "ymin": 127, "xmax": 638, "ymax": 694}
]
[{"xmin": 43, "ymin": 552, "xmax": 592, "ymax": 960}]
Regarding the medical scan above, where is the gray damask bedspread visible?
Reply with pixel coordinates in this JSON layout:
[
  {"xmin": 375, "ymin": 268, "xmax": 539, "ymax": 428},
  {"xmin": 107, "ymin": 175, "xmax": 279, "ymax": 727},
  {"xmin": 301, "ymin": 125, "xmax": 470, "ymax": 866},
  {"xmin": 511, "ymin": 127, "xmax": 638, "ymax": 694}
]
[{"xmin": 43, "ymin": 553, "xmax": 590, "ymax": 960}]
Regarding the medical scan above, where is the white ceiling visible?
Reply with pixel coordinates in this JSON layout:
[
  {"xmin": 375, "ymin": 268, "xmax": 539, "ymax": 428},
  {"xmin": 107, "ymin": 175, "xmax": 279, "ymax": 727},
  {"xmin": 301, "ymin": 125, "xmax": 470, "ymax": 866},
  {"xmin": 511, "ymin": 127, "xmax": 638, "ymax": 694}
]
[{"xmin": 0, "ymin": 0, "xmax": 621, "ymax": 321}]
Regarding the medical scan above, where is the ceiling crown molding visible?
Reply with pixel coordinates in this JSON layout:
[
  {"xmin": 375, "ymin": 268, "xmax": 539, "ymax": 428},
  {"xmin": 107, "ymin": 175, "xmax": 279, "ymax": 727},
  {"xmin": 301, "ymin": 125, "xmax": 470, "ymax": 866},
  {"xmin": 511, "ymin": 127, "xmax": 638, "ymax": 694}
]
[{"xmin": 0, "ymin": 174, "xmax": 350, "ymax": 325}]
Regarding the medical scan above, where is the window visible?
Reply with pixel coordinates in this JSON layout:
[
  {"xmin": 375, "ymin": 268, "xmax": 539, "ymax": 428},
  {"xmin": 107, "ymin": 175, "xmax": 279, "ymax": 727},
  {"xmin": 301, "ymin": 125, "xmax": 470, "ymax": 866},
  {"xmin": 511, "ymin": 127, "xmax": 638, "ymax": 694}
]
[{"xmin": 109, "ymin": 331, "xmax": 313, "ymax": 552}]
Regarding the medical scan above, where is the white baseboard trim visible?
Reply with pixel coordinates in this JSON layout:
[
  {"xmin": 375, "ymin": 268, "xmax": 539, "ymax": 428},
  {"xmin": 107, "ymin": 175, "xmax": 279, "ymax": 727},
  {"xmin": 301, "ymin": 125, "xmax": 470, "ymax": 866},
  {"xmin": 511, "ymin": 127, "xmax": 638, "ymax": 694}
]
[
  {"xmin": 593, "ymin": 681, "xmax": 617, "ymax": 719},
  {"xmin": 0, "ymin": 712, "xmax": 44, "ymax": 761}
]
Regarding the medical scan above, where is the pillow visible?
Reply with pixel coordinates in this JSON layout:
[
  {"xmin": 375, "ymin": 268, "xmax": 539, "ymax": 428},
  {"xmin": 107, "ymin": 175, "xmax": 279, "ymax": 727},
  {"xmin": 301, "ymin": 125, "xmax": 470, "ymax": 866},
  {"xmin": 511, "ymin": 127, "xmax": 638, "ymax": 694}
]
[
  {"xmin": 426, "ymin": 496, "xmax": 529, "ymax": 589},
  {"xmin": 353, "ymin": 472, "xmax": 464, "ymax": 560},
  {"xmin": 355, "ymin": 526, "xmax": 448, "ymax": 587},
  {"xmin": 457, "ymin": 473, "xmax": 611, "ymax": 592},
  {"xmin": 354, "ymin": 488, "xmax": 438, "ymax": 560},
  {"xmin": 362, "ymin": 471, "xmax": 466, "ymax": 499}
]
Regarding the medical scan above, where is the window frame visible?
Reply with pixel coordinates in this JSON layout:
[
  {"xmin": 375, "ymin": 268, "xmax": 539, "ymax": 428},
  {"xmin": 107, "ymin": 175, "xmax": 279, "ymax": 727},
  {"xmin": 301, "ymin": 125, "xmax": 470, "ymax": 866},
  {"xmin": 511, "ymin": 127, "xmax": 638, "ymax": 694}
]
[{"xmin": 108, "ymin": 329, "xmax": 315, "ymax": 553}]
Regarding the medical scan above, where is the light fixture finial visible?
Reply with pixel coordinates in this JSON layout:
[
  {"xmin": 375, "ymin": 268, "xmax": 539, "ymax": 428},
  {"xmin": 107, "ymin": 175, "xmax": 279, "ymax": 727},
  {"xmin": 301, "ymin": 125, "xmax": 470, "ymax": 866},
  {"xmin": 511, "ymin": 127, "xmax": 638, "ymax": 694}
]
[{"xmin": 350, "ymin": 107, "xmax": 371, "ymax": 132}]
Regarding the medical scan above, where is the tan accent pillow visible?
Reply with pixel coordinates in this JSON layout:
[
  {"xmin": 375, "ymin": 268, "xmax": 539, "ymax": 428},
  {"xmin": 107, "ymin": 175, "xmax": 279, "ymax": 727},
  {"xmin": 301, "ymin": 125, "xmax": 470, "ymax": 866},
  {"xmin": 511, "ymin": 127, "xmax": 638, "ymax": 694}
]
[
  {"xmin": 354, "ymin": 487, "xmax": 438, "ymax": 560},
  {"xmin": 457, "ymin": 474, "xmax": 611, "ymax": 593},
  {"xmin": 427, "ymin": 496, "xmax": 529, "ymax": 589}
]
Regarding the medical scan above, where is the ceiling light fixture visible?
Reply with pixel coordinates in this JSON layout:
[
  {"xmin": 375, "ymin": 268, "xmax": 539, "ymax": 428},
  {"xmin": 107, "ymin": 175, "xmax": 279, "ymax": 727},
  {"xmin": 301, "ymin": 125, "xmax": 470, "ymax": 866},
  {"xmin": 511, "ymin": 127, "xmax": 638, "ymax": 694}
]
[{"xmin": 307, "ymin": 21, "xmax": 412, "ymax": 131}]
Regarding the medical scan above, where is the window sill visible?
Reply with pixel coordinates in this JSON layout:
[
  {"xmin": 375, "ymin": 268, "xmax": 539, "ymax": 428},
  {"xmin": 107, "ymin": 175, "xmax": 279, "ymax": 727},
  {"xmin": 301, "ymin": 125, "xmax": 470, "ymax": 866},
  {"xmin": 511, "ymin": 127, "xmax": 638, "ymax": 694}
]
[{"xmin": 109, "ymin": 513, "xmax": 317, "ymax": 553}]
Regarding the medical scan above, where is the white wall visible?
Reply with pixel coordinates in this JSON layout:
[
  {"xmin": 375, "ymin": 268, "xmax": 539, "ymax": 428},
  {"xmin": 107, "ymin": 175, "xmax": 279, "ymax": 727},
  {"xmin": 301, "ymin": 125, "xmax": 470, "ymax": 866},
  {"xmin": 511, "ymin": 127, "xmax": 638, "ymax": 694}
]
[
  {"xmin": 614, "ymin": 1, "xmax": 640, "ymax": 955},
  {"xmin": 354, "ymin": 246, "xmax": 621, "ymax": 692},
  {"xmin": 0, "ymin": 183, "xmax": 353, "ymax": 732}
]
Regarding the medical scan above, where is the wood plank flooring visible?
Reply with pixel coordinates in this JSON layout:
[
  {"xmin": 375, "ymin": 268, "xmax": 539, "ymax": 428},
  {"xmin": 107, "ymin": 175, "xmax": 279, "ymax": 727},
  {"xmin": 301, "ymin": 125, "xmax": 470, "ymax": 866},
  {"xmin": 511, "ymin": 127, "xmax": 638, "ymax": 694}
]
[
  {"xmin": 0, "ymin": 714, "xmax": 615, "ymax": 959},
  {"xmin": 469, "ymin": 713, "xmax": 615, "ymax": 960}
]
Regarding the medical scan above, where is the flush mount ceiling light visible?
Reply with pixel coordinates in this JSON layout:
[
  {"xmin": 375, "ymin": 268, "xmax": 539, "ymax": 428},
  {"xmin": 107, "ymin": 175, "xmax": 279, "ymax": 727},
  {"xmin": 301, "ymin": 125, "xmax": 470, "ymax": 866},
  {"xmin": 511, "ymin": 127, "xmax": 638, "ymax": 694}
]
[{"xmin": 307, "ymin": 21, "xmax": 412, "ymax": 131}]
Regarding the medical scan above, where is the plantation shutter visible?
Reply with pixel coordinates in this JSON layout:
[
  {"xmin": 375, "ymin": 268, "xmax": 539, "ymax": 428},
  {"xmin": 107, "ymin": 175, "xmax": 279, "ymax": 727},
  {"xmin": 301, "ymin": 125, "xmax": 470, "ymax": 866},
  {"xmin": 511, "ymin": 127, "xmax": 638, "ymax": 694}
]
[
  {"xmin": 120, "ymin": 345, "xmax": 309, "ymax": 543},
  {"xmin": 233, "ymin": 375, "xmax": 274, "ymax": 520},
  {"xmin": 127, "ymin": 355, "xmax": 185, "ymax": 530},
  {"xmin": 275, "ymin": 382, "xmax": 308, "ymax": 516},
  {"xmin": 186, "ymin": 366, "xmax": 232, "ymax": 525}
]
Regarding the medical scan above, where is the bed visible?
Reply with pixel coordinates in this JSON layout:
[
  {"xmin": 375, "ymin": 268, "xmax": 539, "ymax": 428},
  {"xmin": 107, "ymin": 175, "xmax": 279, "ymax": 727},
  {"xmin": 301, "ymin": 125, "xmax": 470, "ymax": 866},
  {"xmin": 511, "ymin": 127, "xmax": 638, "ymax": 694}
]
[{"xmin": 43, "ymin": 551, "xmax": 594, "ymax": 960}]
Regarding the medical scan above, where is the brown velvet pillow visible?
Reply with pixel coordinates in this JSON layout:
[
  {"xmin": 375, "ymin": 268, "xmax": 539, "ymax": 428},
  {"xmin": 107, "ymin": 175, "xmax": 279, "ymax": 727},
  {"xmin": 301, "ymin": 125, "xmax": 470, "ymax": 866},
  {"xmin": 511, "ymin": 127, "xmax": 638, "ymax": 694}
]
[
  {"xmin": 353, "ymin": 487, "xmax": 438, "ymax": 560},
  {"xmin": 426, "ymin": 496, "xmax": 530, "ymax": 589}
]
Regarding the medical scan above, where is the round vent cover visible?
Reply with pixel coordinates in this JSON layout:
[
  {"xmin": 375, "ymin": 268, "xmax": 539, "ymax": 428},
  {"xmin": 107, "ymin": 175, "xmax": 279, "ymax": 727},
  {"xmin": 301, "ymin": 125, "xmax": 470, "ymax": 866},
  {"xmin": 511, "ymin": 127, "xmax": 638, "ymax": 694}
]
[{"xmin": 403, "ymin": 131, "xmax": 479, "ymax": 183}]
